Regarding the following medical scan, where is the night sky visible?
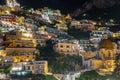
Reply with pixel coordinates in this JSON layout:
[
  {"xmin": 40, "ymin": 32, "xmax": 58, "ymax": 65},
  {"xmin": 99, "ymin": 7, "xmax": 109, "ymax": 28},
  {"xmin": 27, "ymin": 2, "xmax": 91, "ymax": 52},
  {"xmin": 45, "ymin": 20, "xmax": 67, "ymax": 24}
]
[
  {"xmin": 0, "ymin": 0, "xmax": 120, "ymax": 24},
  {"xmin": 0, "ymin": 0, "xmax": 5, "ymax": 4},
  {"xmin": 16, "ymin": 0, "xmax": 120, "ymax": 22},
  {"xmin": 17, "ymin": 0, "xmax": 88, "ymax": 13},
  {"xmin": 0, "ymin": 0, "xmax": 119, "ymax": 14}
]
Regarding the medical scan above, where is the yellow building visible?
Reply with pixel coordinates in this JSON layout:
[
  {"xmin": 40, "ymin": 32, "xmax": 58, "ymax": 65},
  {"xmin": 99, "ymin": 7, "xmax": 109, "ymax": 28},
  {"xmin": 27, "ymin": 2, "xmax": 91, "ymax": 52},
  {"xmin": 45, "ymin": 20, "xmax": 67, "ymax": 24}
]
[
  {"xmin": 6, "ymin": 31, "xmax": 22, "ymax": 40},
  {"xmin": 8, "ymin": 40, "xmax": 35, "ymax": 48},
  {"xmin": 1, "ymin": 29, "xmax": 41, "ymax": 69},
  {"xmin": 5, "ymin": 31, "xmax": 37, "ymax": 47},
  {"xmin": 0, "ymin": 55, "xmax": 35, "ymax": 63},
  {"xmin": 6, "ymin": 31, "xmax": 34, "ymax": 40},
  {"xmin": 0, "ymin": 50, "xmax": 6, "ymax": 61},
  {"xmin": 99, "ymin": 39, "xmax": 116, "ymax": 59},
  {"xmin": 53, "ymin": 40, "xmax": 80, "ymax": 55},
  {"xmin": 94, "ymin": 39, "xmax": 116, "ymax": 75},
  {"xmin": 19, "ymin": 16, "xmax": 24, "ymax": 25},
  {"xmin": 55, "ymin": 24, "xmax": 68, "ymax": 31},
  {"xmin": 83, "ymin": 52, "xmax": 96, "ymax": 60},
  {"xmin": 112, "ymin": 33, "xmax": 119, "ymax": 38},
  {"xmin": 14, "ymin": 55, "xmax": 35, "ymax": 62},
  {"xmin": 0, "ymin": 48, "xmax": 39, "ymax": 63},
  {"xmin": 83, "ymin": 38, "xmax": 117, "ymax": 75},
  {"xmin": 0, "ymin": 50, "xmax": 6, "ymax": 56},
  {"xmin": 6, "ymin": 48, "xmax": 37, "ymax": 55}
]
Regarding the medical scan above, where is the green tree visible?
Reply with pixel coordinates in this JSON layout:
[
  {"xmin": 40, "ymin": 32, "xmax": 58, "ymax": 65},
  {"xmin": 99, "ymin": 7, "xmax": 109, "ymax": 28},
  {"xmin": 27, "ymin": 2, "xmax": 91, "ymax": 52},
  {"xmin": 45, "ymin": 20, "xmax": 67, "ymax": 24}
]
[{"xmin": 76, "ymin": 70, "xmax": 107, "ymax": 80}]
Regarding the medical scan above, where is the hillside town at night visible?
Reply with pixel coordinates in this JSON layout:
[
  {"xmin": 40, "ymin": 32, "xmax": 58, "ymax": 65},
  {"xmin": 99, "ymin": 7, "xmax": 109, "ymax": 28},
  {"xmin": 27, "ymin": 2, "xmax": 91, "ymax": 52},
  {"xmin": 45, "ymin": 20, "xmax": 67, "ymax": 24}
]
[{"xmin": 0, "ymin": 0, "xmax": 120, "ymax": 80}]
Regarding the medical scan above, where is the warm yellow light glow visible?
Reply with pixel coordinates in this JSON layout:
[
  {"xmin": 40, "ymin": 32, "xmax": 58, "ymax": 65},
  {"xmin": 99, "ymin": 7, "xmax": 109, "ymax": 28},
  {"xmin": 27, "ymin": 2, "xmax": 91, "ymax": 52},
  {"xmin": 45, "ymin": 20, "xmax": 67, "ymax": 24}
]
[
  {"xmin": 66, "ymin": 14, "xmax": 71, "ymax": 19},
  {"xmin": 110, "ymin": 19, "xmax": 114, "ymax": 23},
  {"xmin": 22, "ymin": 33, "xmax": 32, "ymax": 38}
]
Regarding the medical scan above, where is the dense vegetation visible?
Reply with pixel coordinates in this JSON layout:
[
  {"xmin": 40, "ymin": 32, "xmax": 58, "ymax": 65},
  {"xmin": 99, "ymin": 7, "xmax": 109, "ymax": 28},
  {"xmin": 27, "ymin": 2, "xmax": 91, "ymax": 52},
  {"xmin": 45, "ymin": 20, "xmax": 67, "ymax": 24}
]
[
  {"xmin": 68, "ymin": 28, "xmax": 90, "ymax": 39},
  {"xmin": 11, "ymin": 74, "xmax": 57, "ymax": 80},
  {"xmin": 36, "ymin": 40, "xmax": 82, "ymax": 73},
  {"xmin": 76, "ymin": 70, "xmax": 120, "ymax": 80}
]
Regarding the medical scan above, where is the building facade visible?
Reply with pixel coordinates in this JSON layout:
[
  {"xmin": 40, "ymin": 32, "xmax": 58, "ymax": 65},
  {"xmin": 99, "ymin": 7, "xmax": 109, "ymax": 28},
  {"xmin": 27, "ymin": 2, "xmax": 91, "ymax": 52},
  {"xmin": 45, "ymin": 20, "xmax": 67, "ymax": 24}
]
[
  {"xmin": 10, "ymin": 61, "xmax": 48, "ymax": 74},
  {"xmin": 83, "ymin": 38, "xmax": 117, "ymax": 75},
  {"xmin": 53, "ymin": 40, "xmax": 80, "ymax": 55}
]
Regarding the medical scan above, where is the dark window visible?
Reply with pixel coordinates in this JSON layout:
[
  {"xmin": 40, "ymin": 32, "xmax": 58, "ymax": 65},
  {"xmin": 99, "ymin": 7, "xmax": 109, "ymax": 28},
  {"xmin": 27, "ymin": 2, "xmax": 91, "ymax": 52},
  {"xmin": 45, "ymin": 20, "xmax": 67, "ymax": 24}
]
[
  {"xmin": 108, "ymin": 52, "xmax": 111, "ymax": 57},
  {"xmin": 67, "ymin": 50, "xmax": 69, "ymax": 52},
  {"xmin": 16, "ymin": 45, "xmax": 20, "ymax": 47},
  {"xmin": 61, "ymin": 50, "xmax": 63, "ymax": 52},
  {"xmin": 66, "ymin": 45, "xmax": 70, "ymax": 48},
  {"xmin": 60, "ymin": 45, "xmax": 63, "ymax": 48},
  {"xmin": 20, "ymin": 60, "xmax": 23, "ymax": 62},
  {"xmin": 27, "ymin": 66, "xmax": 30, "ymax": 70}
]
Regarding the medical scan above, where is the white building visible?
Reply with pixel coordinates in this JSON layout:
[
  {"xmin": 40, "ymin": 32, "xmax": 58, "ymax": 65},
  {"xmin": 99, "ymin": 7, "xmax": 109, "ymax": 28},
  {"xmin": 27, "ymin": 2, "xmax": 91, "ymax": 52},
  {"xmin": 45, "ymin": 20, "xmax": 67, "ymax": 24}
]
[
  {"xmin": 61, "ymin": 73, "xmax": 75, "ymax": 80},
  {"xmin": 41, "ymin": 13, "xmax": 51, "ymax": 23},
  {"xmin": 83, "ymin": 59, "xmax": 94, "ymax": 70},
  {"xmin": 90, "ymin": 37, "xmax": 102, "ymax": 43},
  {"xmin": 10, "ymin": 61, "xmax": 48, "ymax": 75},
  {"xmin": 6, "ymin": 0, "xmax": 20, "ymax": 7},
  {"xmin": 12, "ymin": 0, "xmax": 20, "ymax": 7},
  {"xmin": 90, "ymin": 30, "xmax": 113, "ymax": 38}
]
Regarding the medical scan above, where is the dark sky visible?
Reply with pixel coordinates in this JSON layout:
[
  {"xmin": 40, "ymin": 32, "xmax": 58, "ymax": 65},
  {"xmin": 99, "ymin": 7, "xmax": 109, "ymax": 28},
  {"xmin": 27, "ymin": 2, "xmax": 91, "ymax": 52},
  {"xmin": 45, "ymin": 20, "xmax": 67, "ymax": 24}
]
[
  {"xmin": 17, "ymin": 0, "xmax": 120, "ymax": 20},
  {"xmin": 17, "ymin": 0, "xmax": 87, "ymax": 7},
  {"xmin": 0, "ymin": 0, "xmax": 5, "ymax": 4},
  {"xmin": 17, "ymin": 0, "xmax": 88, "ymax": 13},
  {"xmin": 1, "ymin": 0, "xmax": 119, "ymax": 15},
  {"xmin": 1, "ymin": 0, "xmax": 120, "ymax": 21},
  {"xmin": 0, "ymin": 0, "xmax": 120, "ymax": 31},
  {"xmin": 0, "ymin": 0, "xmax": 88, "ymax": 13}
]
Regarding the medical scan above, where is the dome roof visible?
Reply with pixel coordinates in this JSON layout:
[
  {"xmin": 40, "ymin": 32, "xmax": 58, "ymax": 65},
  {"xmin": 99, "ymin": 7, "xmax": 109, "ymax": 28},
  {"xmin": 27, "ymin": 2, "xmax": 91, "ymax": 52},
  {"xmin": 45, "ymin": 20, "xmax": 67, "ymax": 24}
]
[{"xmin": 99, "ymin": 39, "xmax": 114, "ymax": 49}]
